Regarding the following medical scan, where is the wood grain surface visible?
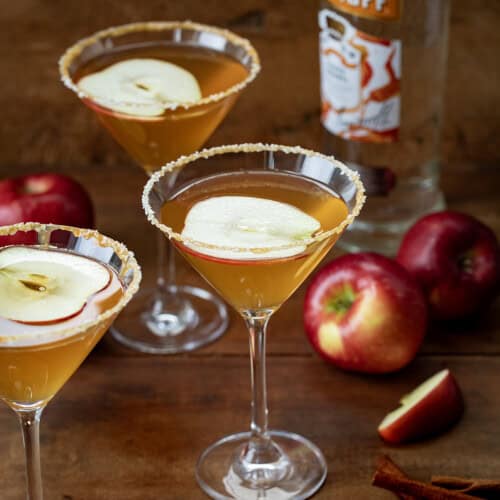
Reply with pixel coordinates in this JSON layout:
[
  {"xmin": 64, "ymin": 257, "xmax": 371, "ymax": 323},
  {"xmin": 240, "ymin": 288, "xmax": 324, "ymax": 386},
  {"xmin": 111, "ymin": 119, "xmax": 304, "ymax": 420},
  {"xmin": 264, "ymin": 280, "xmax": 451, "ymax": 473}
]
[{"xmin": 0, "ymin": 1, "xmax": 499, "ymax": 499}]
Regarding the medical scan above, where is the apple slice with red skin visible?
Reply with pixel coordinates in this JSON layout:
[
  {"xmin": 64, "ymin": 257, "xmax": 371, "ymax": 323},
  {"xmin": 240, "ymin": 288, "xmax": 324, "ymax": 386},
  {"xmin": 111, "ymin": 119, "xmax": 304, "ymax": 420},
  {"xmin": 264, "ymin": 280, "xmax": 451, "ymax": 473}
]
[
  {"xmin": 0, "ymin": 246, "xmax": 111, "ymax": 325},
  {"xmin": 77, "ymin": 58, "xmax": 202, "ymax": 117},
  {"xmin": 378, "ymin": 369, "xmax": 464, "ymax": 444},
  {"xmin": 0, "ymin": 173, "xmax": 94, "ymax": 246},
  {"xmin": 179, "ymin": 195, "xmax": 321, "ymax": 262},
  {"xmin": 174, "ymin": 239, "xmax": 309, "ymax": 266},
  {"xmin": 304, "ymin": 253, "xmax": 428, "ymax": 374},
  {"xmin": 397, "ymin": 211, "xmax": 500, "ymax": 320}
]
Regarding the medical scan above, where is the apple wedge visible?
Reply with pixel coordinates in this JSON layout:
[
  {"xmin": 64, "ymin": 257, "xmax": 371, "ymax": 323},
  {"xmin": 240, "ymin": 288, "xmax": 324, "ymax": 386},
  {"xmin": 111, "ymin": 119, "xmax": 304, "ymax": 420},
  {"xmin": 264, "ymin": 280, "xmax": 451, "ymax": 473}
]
[
  {"xmin": 378, "ymin": 369, "xmax": 464, "ymax": 444},
  {"xmin": 78, "ymin": 58, "xmax": 202, "ymax": 116},
  {"xmin": 0, "ymin": 246, "xmax": 111, "ymax": 324}
]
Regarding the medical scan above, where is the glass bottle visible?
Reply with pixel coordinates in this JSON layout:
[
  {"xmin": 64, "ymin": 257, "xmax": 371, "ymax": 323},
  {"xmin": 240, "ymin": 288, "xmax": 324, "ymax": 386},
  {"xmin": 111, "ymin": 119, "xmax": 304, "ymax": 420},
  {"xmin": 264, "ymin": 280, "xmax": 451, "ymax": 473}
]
[{"xmin": 319, "ymin": 0, "xmax": 450, "ymax": 254}]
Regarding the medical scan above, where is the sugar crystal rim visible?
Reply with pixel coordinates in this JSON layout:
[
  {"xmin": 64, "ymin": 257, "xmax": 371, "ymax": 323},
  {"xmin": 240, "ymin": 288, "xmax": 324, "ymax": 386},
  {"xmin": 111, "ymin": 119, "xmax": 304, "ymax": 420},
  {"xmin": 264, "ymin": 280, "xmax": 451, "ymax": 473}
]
[
  {"xmin": 0, "ymin": 223, "xmax": 142, "ymax": 347},
  {"xmin": 142, "ymin": 143, "xmax": 366, "ymax": 254},
  {"xmin": 59, "ymin": 20, "xmax": 261, "ymax": 113}
]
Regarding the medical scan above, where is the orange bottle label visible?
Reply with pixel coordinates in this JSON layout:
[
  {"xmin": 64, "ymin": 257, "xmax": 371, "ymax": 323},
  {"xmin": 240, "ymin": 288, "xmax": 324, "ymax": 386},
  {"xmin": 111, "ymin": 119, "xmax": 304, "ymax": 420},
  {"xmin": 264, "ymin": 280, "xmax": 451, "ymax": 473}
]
[{"xmin": 328, "ymin": 0, "xmax": 401, "ymax": 21}]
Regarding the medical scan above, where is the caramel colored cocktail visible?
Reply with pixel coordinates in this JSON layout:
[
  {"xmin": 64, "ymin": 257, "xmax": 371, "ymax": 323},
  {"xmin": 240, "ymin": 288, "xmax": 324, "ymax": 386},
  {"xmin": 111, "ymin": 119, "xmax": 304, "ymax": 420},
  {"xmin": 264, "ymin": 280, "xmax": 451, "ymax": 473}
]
[
  {"xmin": 60, "ymin": 22, "xmax": 260, "ymax": 354},
  {"xmin": 0, "ymin": 223, "xmax": 141, "ymax": 500},
  {"xmin": 143, "ymin": 144, "xmax": 365, "ymax": 499},
  {"xmin": 162, "ymin": 170, "xmax": 348, "ymax": 311},
  {"xmin": 0, "ymin": 253, "xmax": 123, "ymax": 406},
  {"xmin": 74, "ymin": 43, "xmax": 249, "ymax": 174}
]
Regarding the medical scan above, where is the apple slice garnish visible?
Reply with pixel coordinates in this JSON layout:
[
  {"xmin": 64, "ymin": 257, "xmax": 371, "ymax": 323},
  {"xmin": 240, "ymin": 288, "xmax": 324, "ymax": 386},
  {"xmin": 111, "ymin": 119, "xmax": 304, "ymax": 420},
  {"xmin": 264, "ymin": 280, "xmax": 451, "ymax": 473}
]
[
  {"xmin": 0, "ymin": 246, "xmax": 111, "ymax": 325},
  {"xmin": 180, "ymin": 196, "xmax": 321, "ymax": 261},
  {"xmin": 173, "ymin": 239, "xmax": 309, "ymax": 266},
  {"xmin": 78, "ymin": 58, "xmax": 202, "ymax": 116},
  {"xmin": 378, "ymin": 369, "xmax": 464, "ymax": 444}
]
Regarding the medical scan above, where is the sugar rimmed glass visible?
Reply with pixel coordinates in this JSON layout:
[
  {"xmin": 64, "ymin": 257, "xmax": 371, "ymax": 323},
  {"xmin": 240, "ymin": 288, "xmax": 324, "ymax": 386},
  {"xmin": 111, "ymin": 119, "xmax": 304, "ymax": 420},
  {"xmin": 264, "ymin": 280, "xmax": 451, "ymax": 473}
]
[
  {"xmin": 59, "ymin": 21, "xmax": 260, "ymax": 354},
  {"xmin": 143, "ymin": 144, "xmax": 365, "ymax": 499},
  {"xmin": 0, "ymin": 222, "xmax": 141, "ymax": 500}
]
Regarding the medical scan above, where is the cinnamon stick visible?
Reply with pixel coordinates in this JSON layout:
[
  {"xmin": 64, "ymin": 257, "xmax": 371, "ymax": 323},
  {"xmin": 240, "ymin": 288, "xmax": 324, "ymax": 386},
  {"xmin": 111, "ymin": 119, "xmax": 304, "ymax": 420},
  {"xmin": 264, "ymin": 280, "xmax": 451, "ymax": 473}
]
[
  {"xmin": 373, "ymin": 456, "xmax": 477, "ymax": 500},
  {"xmin": 377, "ymin": 455, "xmax": 417, "ymax": 500},
  {"xmin": 432, "ymin": 476, "xmax": 500, "ymax": 499}
]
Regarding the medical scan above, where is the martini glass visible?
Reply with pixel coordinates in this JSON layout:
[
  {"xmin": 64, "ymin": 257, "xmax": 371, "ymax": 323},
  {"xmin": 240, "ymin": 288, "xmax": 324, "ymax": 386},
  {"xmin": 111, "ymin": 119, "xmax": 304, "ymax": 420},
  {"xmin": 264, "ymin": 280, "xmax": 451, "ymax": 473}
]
[
  {"xmin": 0, "ymin": 222, "xmax": 141, "ymax": 500},
  {"xmin": 59, "ymin": 21, "xmax": 260, "ymax": 354},
  {"xmin": 143, "ymin": 144, "xmax": 365, "ymax": 499}
]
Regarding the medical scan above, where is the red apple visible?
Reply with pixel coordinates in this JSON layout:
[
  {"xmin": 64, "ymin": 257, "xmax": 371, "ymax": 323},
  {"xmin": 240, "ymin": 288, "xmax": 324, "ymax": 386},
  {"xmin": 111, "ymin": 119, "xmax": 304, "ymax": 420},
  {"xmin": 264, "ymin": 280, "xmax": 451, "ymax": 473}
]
[
  {"xmin": 304, "ymin": 252, "xmax": 427, "ymax": 374},
  {"xmin": 0, "ymin": 173, "xmax": 94, "ymax": 246},
  {"xmin": 397, "ymin": 211, "xmax": 500, "ymax": 320},
  {"xmin": 378, "ymin": 369, "xmax": 464, "ymax": 444}
]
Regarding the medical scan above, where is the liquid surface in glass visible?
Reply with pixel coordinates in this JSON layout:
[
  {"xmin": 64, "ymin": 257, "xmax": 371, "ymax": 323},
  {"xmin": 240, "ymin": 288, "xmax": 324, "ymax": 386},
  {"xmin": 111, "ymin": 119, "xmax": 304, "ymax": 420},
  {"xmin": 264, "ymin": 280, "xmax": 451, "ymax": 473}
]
[
  {"xmin": 162, "ymin": 170, "xmax": 349, "ymax": 312},
  {"xmin": 75, "ymin": 43, "xmax": 250, "ymax": 173},
  {"xmin": 0, "ymin": 246, "xmax": 124, "ymax": 406}
]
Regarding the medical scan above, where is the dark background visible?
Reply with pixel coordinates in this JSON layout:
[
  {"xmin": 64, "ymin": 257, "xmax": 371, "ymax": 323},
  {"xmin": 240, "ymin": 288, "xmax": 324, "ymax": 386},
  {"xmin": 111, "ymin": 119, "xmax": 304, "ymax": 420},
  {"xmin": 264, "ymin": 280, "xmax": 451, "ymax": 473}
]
[{"xmin": 0, "ymin": 0, "xmax": 499, "ymax": 170}]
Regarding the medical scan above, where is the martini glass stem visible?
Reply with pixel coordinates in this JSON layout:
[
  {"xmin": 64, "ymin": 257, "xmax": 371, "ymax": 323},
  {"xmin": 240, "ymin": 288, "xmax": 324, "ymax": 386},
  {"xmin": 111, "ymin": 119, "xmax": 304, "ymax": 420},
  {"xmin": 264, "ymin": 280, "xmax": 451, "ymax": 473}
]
[
  {"xmin": 142, "ymin": 202, "xmax": 203, "ymax": 340},
  {"xmin": 154, "ymin": 169, "xmax": 178, "ymax": 293},
  {"xmin": 17, "ymin": 407, "xmax": 44, "ymax": 500},
  {"xmin": 156, "ymin": 230, "xmax": 175, "ymax": 290},
  {"xmin": 240, "ymin": 311, "xmax": 287, "ymax": 474},
  {"xmin": 246, "ymin": 312, "xmax": 270, "ymax": 440}
]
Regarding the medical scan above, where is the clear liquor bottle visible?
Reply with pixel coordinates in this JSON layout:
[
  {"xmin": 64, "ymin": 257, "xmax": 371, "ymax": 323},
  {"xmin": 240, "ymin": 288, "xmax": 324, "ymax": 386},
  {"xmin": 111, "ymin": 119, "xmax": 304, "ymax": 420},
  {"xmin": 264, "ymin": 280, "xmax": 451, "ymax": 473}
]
[{"xmin": 319, "ymin": 0, "xmax": 450, "ymax": 254}]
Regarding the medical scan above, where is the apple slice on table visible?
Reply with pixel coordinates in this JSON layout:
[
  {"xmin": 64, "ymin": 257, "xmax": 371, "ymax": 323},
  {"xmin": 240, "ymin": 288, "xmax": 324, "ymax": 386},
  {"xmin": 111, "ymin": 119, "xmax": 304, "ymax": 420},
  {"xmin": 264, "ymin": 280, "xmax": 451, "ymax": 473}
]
[
  {"xmin": 378, "ymin": 369, "xmax": 464, "ymax": 444},
  {"xmin": 0, "ymin": 246, "xmax": 111, "ymax": 325}
]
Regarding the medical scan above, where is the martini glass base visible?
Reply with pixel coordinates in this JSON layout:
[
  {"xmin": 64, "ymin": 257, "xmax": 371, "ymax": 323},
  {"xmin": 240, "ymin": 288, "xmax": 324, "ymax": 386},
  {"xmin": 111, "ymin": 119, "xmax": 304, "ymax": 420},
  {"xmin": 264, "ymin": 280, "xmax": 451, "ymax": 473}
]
[
  {"xmin": 196, "ymin": 430, "xmax": 327, "ymax": 500},
  {"xmin": 110, "ymin": 284, "xmax": 229, "ymax": 354}
]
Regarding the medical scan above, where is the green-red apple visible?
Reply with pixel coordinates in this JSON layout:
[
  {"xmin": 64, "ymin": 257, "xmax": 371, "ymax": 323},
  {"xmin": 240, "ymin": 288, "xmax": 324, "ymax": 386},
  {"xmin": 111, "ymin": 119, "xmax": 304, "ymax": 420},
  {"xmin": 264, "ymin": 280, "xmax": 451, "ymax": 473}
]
[{"xmin": 304, "ymin": 253, "xmax": 427, "ymax": 374}]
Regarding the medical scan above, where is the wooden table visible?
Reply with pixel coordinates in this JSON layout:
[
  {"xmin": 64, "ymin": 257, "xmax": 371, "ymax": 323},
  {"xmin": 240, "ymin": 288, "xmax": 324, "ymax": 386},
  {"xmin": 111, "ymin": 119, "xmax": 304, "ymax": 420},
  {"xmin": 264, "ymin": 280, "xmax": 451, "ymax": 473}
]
[{"xmin": 0, "ymin": 1, "xmax": 499, "ymax": 498}]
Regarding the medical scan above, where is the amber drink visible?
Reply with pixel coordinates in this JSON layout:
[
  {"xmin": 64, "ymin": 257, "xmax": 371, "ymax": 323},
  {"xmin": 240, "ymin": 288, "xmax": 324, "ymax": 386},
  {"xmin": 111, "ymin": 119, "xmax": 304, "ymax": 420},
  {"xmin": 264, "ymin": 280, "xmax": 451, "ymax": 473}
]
[
  {"xmin": 162, "ymin": 170, "xmax": 349, "ymax": 311},
  {"xmin": 60, "ymin": 22, "xmax": 260, "ymax": 354},
  {"xmin": 0, "ymin": 223, "xmax": 141, "ymax": 500},
  {"xmin": 144, "ymin": 144, "xmax": 365, "ymax": 499},
  {"xmin": 0, "ymin": 250, "xmax": 124, "ymax": 406},
  {"xmin": 74, "ymin": 43, "xmax": 249, "ymax": 174}
]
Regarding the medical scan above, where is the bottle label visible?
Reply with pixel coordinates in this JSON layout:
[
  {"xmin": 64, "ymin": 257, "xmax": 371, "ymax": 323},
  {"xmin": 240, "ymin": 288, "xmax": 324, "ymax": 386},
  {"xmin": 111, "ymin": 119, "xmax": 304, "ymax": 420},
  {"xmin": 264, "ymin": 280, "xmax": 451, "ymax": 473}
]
[
  {"xmin": 319, "ymin": 9, "xmax": 401, "ymax": 143},
  {"xmin": 328, "ymin": 0, "xmax": 401, "ymax": 21}
]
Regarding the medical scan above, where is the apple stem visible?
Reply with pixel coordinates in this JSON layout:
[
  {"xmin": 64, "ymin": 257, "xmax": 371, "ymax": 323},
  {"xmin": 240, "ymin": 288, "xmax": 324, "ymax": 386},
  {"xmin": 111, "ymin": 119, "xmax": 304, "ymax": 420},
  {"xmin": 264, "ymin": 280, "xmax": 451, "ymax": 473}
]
[
  {"xmin": 457, "ymin": 251, "xmax": 474, "ymax": 273},
  {"xmin": 326, "ymin": 284, "xmax": 356, "ymax": 315},
  {"xmin": 17, "ymin": 407, "xmax": 45, "ymax": 500}
]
